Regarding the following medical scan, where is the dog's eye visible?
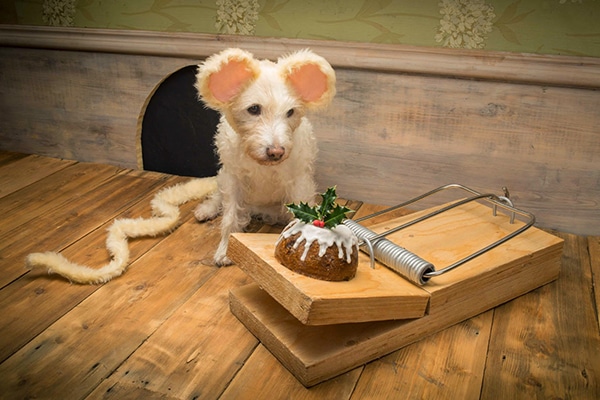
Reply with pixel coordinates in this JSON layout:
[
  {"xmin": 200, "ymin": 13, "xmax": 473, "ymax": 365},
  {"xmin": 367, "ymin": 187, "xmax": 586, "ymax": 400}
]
[
  {"xmin": 247, "ymin": 105, "xmax": 261, "ymax": 116},
  {"xmin": 286, "ymin": 109, "xmax": 294, "ymax": 118}
]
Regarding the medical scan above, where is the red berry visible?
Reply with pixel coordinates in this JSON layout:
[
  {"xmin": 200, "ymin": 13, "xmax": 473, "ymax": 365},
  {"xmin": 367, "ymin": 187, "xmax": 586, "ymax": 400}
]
[{"xmin": 313, "ymin": 220, "xmax": 325, "ymax": 228}]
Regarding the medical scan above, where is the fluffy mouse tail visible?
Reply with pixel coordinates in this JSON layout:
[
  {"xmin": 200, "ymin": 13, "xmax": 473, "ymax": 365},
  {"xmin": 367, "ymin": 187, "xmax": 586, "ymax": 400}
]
[{"xmin": 26, "ymin": 177, "xmax": 218, "ymax": 284}]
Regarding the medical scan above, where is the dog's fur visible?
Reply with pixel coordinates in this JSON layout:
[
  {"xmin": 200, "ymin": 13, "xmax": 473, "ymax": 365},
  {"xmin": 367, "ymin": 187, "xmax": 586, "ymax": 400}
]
[{"xmin": 193, "ymin": 48, "xmax": 336, "ymax": 266}]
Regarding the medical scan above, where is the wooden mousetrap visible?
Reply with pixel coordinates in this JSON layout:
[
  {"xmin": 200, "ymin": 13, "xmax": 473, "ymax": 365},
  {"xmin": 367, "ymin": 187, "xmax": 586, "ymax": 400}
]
[{"xmin": 227, "ymin": 184, "xmax": 563, "ymax": 387}]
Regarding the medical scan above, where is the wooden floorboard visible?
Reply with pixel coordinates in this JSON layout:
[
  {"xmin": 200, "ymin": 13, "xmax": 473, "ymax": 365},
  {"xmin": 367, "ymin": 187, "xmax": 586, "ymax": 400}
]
[
  {"xmin": 0, "ymin": 150, "xmax": 29, "ymax": 168},
  {"xmin": 0, "ymin": 208, "xmax": 219, "ymax": 398},
  {"xmin": 220, "ymin": 345, "xmax": 363, "ymax": 400},
  {"xmin": 0, "ymin": 161, "xmax": 123, "ymax": 237},
  {"xmin": 0, "ymin": 167, "xmax": 176, "ymax": 288},
  {"xmin": 589, "ymin": 236, "xmax": 600, "ymax": 333},
  {"xmin": 89, "ymin": 266, "xmax": 257, "ymax": 399},
  {"xmin": 480, "ymin": 231, "xmax": 600, "ymax": 399},
  {"xmin": 351, "ymin": 311, "xmax": 494, "ymax": 399},
  {"xmin": 0, "ymin": 173, "xmax": 191, "ymax": 364},
  {"xmin": 0, "ymin": 154, "xmax": 76, "ymax": 198},
  {"xmin": 0, "ymin": 151, "xmax": 598, "ymax": 399}
]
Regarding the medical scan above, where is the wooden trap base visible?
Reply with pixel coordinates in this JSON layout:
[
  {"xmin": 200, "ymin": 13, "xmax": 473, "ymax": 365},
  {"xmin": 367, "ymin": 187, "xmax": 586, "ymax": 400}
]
[{"xmin": 228, "ymin": 201, "xmax": 563, "ymax": 386}]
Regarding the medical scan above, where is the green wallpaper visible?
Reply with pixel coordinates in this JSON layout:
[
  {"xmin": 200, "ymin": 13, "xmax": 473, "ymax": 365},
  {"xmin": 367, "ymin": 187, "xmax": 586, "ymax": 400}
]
[{"xmin": 3, "ymin": 0, "xmax": 599, "ymax": 57}]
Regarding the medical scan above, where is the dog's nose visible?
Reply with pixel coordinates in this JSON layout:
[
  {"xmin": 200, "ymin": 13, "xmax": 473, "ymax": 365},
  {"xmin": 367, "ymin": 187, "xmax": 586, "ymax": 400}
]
[{"xmin": 266, "ymin": 146, "xmax": 285, "ymax": 161}]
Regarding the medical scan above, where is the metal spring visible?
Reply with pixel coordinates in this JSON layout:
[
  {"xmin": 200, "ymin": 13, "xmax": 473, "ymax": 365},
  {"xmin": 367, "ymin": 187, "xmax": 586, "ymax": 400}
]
[{"xmin": 343, "ymin": 219, "xmax": 435, "ymax": 285}]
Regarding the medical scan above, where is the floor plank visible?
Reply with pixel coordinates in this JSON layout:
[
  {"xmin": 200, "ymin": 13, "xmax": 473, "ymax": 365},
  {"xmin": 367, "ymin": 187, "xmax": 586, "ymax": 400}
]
[
  {"xmin": 0, "ymin": 172, "xmax": 173, "ymax": 288},
  {"xmin": 0, "ymin": 151, "xmax": 598, "ymax": 399},
  {"xmin": 0, "ymin": 175, "xmax": 192, "ymax": 363},
  {"xmin": 220, "ymin": 345, "xmax": 362, "ymax": 400},
  {"xmin": 0, "ymin": 161, "xmax": 123, "ymax": 237},
  {"xmin": 0, "ymin": 154, "xmax": 75, "ymax": 198},
  {"xmin": 0, "ymin": 217, "xmax": 219, "ymax": 399},
  {"xmin": 88, "ymin": 266, "xmax": 257, "ymax": 400},
  {"xmin": 589, "ymin": 236, "xmax": 600, "ymax": 333},
  {"xmin": 0, "ymin": 150, "xmax": 28, "ymax": 167},
  {"xmin": 351, "ymin": 311, "xmax": 493, "ymax": 399},
  {"xmin": 480, "ymin": 232, "xmax": 600, "ymax": 399}
]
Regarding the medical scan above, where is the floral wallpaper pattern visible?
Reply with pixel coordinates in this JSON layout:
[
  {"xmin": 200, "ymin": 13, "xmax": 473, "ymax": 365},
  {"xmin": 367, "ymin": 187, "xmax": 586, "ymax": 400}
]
[
  {"xmin": 41, "ymin": 0, "xmax": 76, "ymax": 26},
  {"xmin": 435, "ymin": 0, "xmax": 495, "ymax": 49},
  {"xmin": 215, "ymin": 0, "xmax": 259, "ymax": 35},
  {"xmin": 3, "ymin": 0, "xmax": 599, "ymax": 57}
]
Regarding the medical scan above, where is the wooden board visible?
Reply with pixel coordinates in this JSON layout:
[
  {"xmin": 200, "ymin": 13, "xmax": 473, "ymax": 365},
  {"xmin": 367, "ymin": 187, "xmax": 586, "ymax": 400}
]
[
  {"xmin": 590, "ymin": 235, "xmax": 600, "ymax": 332},
  {"xmin": 0, "ymin": 154, "xmax": 75, "ymax": 198},
  {"xmin": 0, "ymin": 151, "xmax": 596, "ymax": 398},
  {"xmin": 229, "ymin": 200, "xmax": 562, "ymax": 326},
  {"xmin": 0, "ymin": 214, "xmax": 219, "ymax": 399},
  {"xmin": 351, "ymin": 311, "xmax": 494, "ymax": 399},
  {"xmin": 0, "ymin": 161, "xmax": 123, "ymax": 237},
  {"xmin": 0, "ymin": 172, "xmax": 190, "ymax": 362},
  {"xmin": 228, "ymin": 233, "xmax": 430, "ymax": 325},
  {"xmin": 88, "ymin": 266, "xmax": 257, "ymax": 400},
  {"xmin": 480, "ymin": 231, "xmax": 600, "ymax": 398},
  {"xmin": 229, "ymin": 201, "xmax": 564, "ymax": 386},
  {"xmin": 315, "ymin": 68, "xmax": 600, "ymax": 236},
  {"xmin": 0, "ymin": 170, "xmax": 173, "ymax": 288},
  {"xmin": 230, "ymin": 247, "xmax": 561, "ymax": 387}
]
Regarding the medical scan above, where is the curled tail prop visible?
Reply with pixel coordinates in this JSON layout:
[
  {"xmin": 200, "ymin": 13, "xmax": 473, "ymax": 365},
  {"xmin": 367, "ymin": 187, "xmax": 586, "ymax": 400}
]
[{"xmin": 26, "ymin": 177, "xmax": 218, "ymax": 284}]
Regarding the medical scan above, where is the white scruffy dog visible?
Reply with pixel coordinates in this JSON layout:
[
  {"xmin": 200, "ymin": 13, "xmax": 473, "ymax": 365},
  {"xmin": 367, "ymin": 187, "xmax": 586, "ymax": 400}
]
[
  {"xmin": 193, "ymin": 48, "xmax": 336, "ymax": 266},
  {"xmin": 25, "ymin": 48, "xmax": 336, "ymax": 284}
]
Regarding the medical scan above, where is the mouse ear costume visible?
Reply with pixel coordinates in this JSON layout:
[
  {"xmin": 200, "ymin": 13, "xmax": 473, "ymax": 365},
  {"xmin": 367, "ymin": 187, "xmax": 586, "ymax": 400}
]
[{"xmin": 196, "ymin": 48, "xmax": 335, "ymax": 111}]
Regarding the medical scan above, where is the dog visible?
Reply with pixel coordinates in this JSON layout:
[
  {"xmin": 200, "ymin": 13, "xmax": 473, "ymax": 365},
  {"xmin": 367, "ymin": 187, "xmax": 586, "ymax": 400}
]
[
  {"xmin": 25, "ymin": 48, "xmax": 336, "ymax": 283},
  {"xmin": 193, "ymin": 48, "xmax": 336, "ymax": 266}
]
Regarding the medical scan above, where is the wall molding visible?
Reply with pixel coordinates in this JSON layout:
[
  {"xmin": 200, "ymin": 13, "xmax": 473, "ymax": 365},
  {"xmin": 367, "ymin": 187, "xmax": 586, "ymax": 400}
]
[{"xmin": 1, "ymin": 24, "xmax": 599, "ymax": 89}]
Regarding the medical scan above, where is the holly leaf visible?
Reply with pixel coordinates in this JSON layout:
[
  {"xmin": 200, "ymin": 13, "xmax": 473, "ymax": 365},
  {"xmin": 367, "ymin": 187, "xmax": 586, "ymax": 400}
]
[
  {"xmin": 286, "ymin": 187, "xmax": 353, "ymax": 228},
  {"xmin": 324, "ymin": 204, "xmax": 353, "ymax": 228},
  {"xmin": 286, "ymin": 202, "xmax": 319, "ymax": 223},
  {"xmin": 318, "ymin": 186, "xmax": 338, "ymax": 218}
]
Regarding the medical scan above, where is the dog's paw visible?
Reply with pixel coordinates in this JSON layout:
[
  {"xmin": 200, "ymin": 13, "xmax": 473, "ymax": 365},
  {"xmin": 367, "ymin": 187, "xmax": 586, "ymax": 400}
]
[
  {"xmin": 194, "ymin": 203, "xmax": 219, "ymax": 222},
  {"xmin": 214, "ymin": 254, "xmax": 234, "ymax": 267}
]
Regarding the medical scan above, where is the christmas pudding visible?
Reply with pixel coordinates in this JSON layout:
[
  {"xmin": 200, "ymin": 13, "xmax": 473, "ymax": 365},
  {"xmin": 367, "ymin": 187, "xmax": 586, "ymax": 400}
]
[{"xmin": 275, "ymin": 187, "xmax": 359, "ymax": 281}]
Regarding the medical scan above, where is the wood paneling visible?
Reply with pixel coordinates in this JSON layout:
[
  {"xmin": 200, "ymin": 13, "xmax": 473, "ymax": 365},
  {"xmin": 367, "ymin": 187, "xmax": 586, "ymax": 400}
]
[
  {"xmin": 0, "ymin": 27, "xmax": 598, "ymax": 235},
  {"xmin": 313, "ymin": 69, "xmax": 600, "ymax": 235},
  {"xmin": 0, "ymin": 47, "xmax": 189, "ymax": 168}
]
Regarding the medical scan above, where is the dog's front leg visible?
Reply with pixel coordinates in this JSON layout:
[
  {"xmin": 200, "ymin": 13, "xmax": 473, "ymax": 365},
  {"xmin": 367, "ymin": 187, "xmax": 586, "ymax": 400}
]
[{"xmin": 213, "ymin": 186, "xmax": 249, "ymax": 266}]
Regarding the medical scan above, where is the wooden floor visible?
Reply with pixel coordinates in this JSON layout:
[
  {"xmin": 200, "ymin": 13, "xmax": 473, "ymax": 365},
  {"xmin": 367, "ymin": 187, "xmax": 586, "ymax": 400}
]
[{"xmin": 0, "ymin": 150, "xmax": 598, "ymax": 399}]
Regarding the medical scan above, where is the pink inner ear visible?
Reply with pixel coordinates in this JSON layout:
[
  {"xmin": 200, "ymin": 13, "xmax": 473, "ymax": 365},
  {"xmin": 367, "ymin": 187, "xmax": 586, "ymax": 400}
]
[
  {"xmin": 208, "ymin": 60, "xmax": 254, "ymax": 103},
  {"xmin": 288, "ymin": 64, "xmax": 328, "ymax": 103}
]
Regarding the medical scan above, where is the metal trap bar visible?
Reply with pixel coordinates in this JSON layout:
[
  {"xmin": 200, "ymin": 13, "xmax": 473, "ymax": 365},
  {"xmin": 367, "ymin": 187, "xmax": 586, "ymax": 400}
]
[{"xmin": 342, "ymin": 183, "xmax": 536, "ymax": 285}]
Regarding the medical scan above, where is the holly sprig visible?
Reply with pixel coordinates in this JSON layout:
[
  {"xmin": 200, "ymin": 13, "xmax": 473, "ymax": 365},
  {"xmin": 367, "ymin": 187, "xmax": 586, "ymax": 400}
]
[{"xmin": 285, "ymin": 187, "xmax": 353, "ymax": 229}]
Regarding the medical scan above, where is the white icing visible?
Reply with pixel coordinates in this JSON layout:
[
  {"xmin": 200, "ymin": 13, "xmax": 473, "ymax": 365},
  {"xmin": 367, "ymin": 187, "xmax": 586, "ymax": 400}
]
[{"xmin": 276, "ymin": 219, "xmax": 359, "ymax": 263}]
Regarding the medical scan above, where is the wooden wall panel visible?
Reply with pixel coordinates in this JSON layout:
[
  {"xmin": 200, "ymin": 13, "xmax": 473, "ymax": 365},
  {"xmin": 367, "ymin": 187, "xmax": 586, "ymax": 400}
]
[
  {"xmin": 0, "ymin": 27, "xmax": 598, "ymax": 235},
  {"xmin": 312, "ymin": 70, "xmax": 600, "ymax": 235},
  {"xmin": 0, "ymin": 47, "xmax": 192, "ymax": 168}
]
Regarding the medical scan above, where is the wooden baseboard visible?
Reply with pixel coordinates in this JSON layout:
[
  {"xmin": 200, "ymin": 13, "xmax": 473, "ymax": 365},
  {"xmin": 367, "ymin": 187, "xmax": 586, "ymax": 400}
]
[{"xmin": 1, "ymin": 25, "xmax": 599, "ymax": 88}]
